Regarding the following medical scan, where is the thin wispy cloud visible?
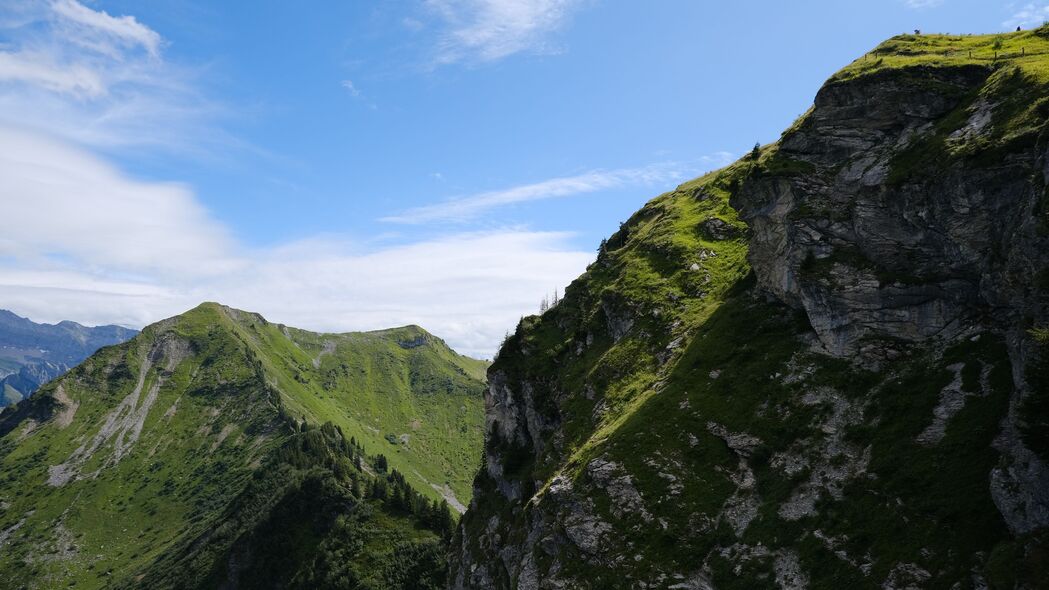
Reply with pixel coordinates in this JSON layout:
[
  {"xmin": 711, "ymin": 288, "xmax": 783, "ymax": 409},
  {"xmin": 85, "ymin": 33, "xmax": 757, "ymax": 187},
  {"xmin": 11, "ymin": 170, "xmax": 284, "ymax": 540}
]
[
  {"xmin": 902, "ymin": 0, "xmax": 944, "ymax": 8},
  {"xmin": 339, "ymin": 78, "xmax": 377, "ymax": 109},
  {"xmin": 425, "ymin": 0, "xmax": 587, "ymax": 65},
  {"xmin": 0, "ymin": 127, "xmax": 592, "ymax": 358},
  {"xmin": 50, "ymin": 0, "xmax": 162, "ymax": 57},
  {"xmin": 0, "ymin": 49, "xmax": 104, "ymax": 97},
  {"xmin": 0, "ymin": 0, "xmax": 221, "ymax": 152},
  {"xmin": 1004, "ymin": 3, "xmax": 1049, "ymax": 28},
  {"xmin": 382, "ymin": 165, "xmax": 678, "ymax": 224},
  {"xmin": 382, "ymin": 153, "xmax": 734, "ymax": 225},
  {"xmin": 341, "ymin": 79, "xmax": 362, "ymax": 96}
]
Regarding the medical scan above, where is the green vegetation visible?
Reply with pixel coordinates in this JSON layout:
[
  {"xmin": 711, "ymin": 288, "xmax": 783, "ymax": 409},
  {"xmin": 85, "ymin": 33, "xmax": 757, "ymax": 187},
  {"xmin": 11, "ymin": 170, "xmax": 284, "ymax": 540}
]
[
  {"xmin": 835, "ymin": 26, "xmax": 1049, "ymax": 83},
  {"xmin": 460, "ymin": 91, "xmax": 1037, "ymax": 583},
  {"xmin": 173, "ymin": 305, "xmax": 487, "ymax": 503},
  {"xmin": 496, "ymin": 163, "xmax": 752, "ymax": 482},
  {"xmin": 883, "ymin": 62, "xmax": 1049, "ymax": 185},
  {"xmin": 0, "ymin": 303, "xmax": 485, "ymax": 589},
  {"xmin": 806, "ymin": 28, "xmax": 1049, "ymax": 188},
  {"xmin": 125, "ymin": 423, "xmax": 455, "ymax": 589},
  {"xmin": 6, "ymin": 26, "xmax": 1049, "ymax": 590}
]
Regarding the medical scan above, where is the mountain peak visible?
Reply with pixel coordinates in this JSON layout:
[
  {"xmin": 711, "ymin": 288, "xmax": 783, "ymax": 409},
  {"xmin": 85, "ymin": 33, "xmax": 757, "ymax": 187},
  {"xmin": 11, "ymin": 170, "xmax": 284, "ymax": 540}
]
[
  {"xmin": 0, "ymin": 297, "xmax": 486, "ymax": 588},
  {"xmin": 368, "ymin": 324, "xmax": 438, "ymax": 348}
]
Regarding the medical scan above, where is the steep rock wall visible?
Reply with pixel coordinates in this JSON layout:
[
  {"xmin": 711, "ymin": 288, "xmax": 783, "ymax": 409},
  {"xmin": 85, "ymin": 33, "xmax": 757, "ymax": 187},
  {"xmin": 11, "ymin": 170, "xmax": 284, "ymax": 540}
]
[{"xmin": 452, "ymin": 34, "xmax": 1049, "ymax": 589}]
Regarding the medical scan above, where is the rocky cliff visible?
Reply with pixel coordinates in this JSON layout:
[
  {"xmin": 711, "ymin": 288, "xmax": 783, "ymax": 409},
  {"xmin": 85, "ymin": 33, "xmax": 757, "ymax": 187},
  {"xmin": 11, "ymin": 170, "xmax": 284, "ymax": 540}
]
[{"xmin": 451, "ymin": 30, "xmax": 1049, "ymax": 589}]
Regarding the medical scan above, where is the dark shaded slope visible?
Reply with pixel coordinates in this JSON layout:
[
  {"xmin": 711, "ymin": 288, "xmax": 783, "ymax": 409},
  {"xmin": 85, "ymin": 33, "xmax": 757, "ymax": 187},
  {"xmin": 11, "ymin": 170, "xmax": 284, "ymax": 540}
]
[{"xmin": 125, "ymin": 424, "xmax": 453, "ymax": 590}]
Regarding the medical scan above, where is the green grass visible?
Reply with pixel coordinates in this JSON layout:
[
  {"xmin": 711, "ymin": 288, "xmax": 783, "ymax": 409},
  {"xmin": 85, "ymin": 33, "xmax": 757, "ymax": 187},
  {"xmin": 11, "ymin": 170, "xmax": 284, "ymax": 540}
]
[
  {"xmin": 0, "ymin": 303, "xmax": 484, "ymax": 589},
  {"xmin": 0, "ymin": 318, "xmax": 276, "ymax": 588},
  {"xmin": 204, "ymin": 309, "xmax": 487, "ymax": 504},
  {"xmin": 493, "ymin": 164, "xmax": 753, "ymax": 485},
  {"xmin": 834, "ymin": 27, "xmax": 1049, "ymax": 83},
  {"xmin": 124, "ymin": 423, "xmax": 454, "ymax": 589},
  {"xmin": 1, "ymin": 384, "xmax": 22, "ymax": 406}
]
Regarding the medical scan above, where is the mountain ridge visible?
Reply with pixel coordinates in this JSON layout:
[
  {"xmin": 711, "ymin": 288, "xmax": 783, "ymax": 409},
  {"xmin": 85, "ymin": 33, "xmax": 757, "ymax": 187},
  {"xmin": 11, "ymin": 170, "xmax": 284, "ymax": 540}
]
[
  {"xmin": 451, "ymin": 29, "xmax": 1049, "ymax": 589},
  {"xmin": 0, "ymin": 301, "xmax": 485, "ymax": 588}
]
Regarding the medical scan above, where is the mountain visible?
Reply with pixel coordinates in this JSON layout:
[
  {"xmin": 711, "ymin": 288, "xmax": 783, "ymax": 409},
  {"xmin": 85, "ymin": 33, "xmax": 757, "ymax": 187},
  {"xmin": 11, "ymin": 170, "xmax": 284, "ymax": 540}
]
[
  {"xmin": 0, "ymin": 309, "xmax": 137, "ymax": 406},
  {"xmin": 451, "ymin": 30, "xmax": 1049, "ymax": 588},
  {"xmin": 0, "ymin": 302, "xmax": 486, "ymax": 589}
]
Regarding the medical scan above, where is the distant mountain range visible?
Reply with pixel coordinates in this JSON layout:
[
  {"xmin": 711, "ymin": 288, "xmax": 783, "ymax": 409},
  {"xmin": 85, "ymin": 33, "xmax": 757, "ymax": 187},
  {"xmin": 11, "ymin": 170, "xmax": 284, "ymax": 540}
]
[{"xmin": 0, "ymin": 309, "xmax": 137, "ymax": 406}]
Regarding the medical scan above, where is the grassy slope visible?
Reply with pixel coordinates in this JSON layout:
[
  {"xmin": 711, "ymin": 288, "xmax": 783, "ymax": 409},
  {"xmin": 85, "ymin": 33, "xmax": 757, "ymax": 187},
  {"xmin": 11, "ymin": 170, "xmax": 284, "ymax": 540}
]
[
  {"xmin": 0, "ymin": 305, "xmax": 283, "ymax": 588},
  {"xmin": 462, "ymin": 33, "xmax": 1049, "ymax": 586},
  {"xmin": 125, "ymin": 423, "xmax": 454, "ymax": 590},
  {"xmin": 213, "ymin": 307, "xmax": 487, "ymax": 505},
  {"xmin": 0, "ymin": 303, "xmax": 483, "ymax": 589},
  {"xmin": 835, "ymin": 28, "xmax": 1049, "ymax": 83}
]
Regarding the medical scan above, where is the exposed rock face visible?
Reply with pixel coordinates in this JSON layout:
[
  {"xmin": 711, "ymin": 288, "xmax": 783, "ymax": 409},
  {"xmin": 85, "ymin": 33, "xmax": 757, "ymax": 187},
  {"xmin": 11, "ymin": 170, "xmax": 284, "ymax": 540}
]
[
  {"xmin": 729, "ymin": 63, "xmax": 1049, "ymax": 536},
  {"xmin": 452, "ymin": 37, "xmax": 1049, "ymax": 590},
  {"xmin": 46, "ymin": 333, "xmax": 191, "ymax": 487},
  {"xmin": 732, "ymin": 64, "xmax": 1044, "ymax": 359}
]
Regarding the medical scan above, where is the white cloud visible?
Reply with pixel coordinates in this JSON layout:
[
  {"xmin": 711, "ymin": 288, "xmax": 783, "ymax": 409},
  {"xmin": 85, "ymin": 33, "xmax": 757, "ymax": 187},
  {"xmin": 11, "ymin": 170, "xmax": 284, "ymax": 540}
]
[
  {"xmin": 425, "ymin": 0, "xmax": 586, "ymax": 64},
  {"xmin": 382, "ymin": 154, "xmax": 733, "ymax": 224},
  {"xmin": 1004, "ymin": 3, "xmax": 1049, "ymax": 28},
  {"xmin": 0, "ymin": 49, "xmax": 105, "ymax": 97},
  {"xmin": 0, "ymin": 1, "xmax": 220, "ymax": 152},
  {"xmin": 0, "ymin": 2, "xmax": 596, "ymax": 358},
  {"xmin": 50, "ymin": 0, "xmax": 162, "ymax": 57},
  {"xmin": 340, "ymin": 78, "xmax": 377, "ymax": 109},
  {"xmin": 0, "ymin": 127, "xmax": 237, "ymax": 277},
  {"xmin": 0, "ymin": 127, "xmax": 592, "ymax": 358},
  {"xmin": 221, "ymin": 232, "xmax": 590, "ymax": 358}
]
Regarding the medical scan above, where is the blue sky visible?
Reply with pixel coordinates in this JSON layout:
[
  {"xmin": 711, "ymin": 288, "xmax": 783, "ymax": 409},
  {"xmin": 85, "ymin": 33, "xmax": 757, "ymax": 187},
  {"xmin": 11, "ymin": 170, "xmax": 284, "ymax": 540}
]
[{"xmin": 0, "ymin": 0, "xmax": 1041, "ymax": 357}]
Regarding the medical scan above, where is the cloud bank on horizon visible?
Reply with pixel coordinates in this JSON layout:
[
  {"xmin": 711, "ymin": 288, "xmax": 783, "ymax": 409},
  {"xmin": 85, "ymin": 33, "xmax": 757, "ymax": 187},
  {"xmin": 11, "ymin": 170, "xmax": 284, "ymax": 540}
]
[{"xmin": 0, "ymin": 125, "xmax": 594, "ymax": 358}]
